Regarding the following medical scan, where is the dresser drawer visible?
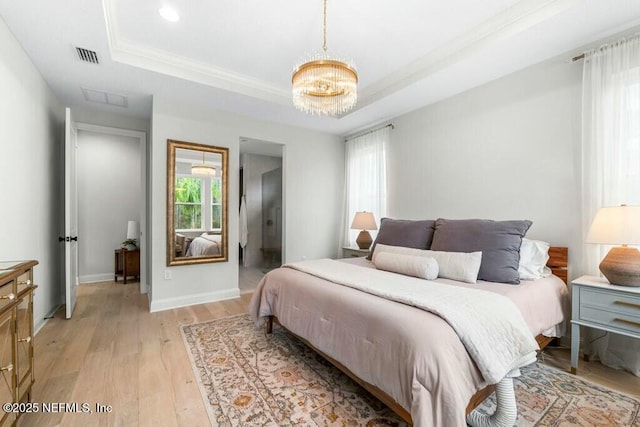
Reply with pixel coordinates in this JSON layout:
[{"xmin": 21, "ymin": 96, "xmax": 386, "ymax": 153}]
[
  {"xmin": 581, "ymin": 288, "xmax": 640, "ymax": 318},
  {"xmin": 0, "ymin": 283, "xmax": 16, "ymax": 311}
]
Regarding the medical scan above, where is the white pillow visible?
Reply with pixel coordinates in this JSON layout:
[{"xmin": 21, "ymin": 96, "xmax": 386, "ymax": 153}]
[
  {"xmin": 518, "ymin": 238, "xmax": 550, "ymax": 280},
  {"xmin": 373, "ymin": 252, "xmax": 439, "ymax": 280},
  {"xmin": 373, "ymin": 244, "xmax": 482, "ymax": 283}
]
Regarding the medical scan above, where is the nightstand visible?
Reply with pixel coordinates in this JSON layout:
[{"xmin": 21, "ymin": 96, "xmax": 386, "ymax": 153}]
[
  {"xmin": 342, "ymin": 246, "xmax": 370, "ymax": 258},
  {"xmin": 570, "ymin": 275, "xmax": 640, "ymax": 374},
  {"xmin": 114, "ymin": 248, "xmax": 140, "ymax": 284}
]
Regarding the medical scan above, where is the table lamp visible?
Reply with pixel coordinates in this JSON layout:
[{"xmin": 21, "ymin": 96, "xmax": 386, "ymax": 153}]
[
  {"xmin": 124, "ymin": 220, "xmax": 140, "ymax": 249},
  {"xmin": 586, "ymin": 205, "xmax": 640, "ymax": 286},
  {"xmin": 350, "ymin": 211, "xmax": 377, "ymax": 250}
]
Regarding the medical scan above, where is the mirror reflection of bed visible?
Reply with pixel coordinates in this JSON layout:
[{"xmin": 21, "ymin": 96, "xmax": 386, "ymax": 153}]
[{"xmin": 175, "ymin": 232, "xmax": 222, "ymax": 257}]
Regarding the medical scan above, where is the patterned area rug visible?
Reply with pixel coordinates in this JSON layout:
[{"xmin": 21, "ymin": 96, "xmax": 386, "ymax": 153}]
[{"xmin": 181, "ymin": 314, "xmax": 640, "ymax": 426}]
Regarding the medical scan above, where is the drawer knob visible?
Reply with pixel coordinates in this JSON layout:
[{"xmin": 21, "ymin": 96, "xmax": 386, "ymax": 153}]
[
  {"xmin": 614, "ymin": 300, "xmax": 640, "ymax": 310},
  {"xmin": 17, "ymin": 279, "xmax": 31, "ymax": 286},
  {"xmin": 614, "ymin": 317, "xmax": 640, "ymax": 328},
  {"xmin": 0, "ymin": 293, "xmax": 15, "ymax": 301},
  {"xmin": 0, "ymin": 364, "xmax": 13, "ymax": 372}
]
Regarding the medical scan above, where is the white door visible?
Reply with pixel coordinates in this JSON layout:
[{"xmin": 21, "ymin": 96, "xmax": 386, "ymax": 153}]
[{"xmin": 64, "ymin": 108, "xmax": 79, "ymax": 319}]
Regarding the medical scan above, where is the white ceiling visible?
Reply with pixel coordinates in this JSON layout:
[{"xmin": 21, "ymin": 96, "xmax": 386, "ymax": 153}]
[{"xmin": 1, "ymin": 0, "xmax": 640, "ymax": 135}]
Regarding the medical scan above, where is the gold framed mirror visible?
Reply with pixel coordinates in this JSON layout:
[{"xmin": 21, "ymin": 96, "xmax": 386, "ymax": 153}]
[{"xmin": 167, "ymin": 139, "xmax": 228, "ymax": 266}]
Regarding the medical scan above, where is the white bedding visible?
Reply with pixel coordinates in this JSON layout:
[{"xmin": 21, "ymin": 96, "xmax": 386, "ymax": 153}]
[
  {"xmin": 249, "ymin": 257, "xmax": 569, "ymax": 425},
  {"xmin": 285, "ymin": 258, "xmax": 538, "ymax": 384},
  {"xmin": 186, "ymin": 233, "xmax": 221, "ymax": 256}
]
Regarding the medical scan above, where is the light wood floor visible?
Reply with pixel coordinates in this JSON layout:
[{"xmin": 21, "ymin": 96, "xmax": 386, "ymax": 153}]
[{"xmin": 22, "ymin": 280, "xmax": 640, "ymax": 426}]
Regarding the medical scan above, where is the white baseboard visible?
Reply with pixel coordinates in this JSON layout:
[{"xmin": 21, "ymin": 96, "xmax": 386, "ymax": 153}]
[
  {"xmin": 79, "ymin": 273, "xmax": 113, "ymax": 284},
  {"xmin": 149, "ymin": 288, "xmax": 240, "ymax": 313}
]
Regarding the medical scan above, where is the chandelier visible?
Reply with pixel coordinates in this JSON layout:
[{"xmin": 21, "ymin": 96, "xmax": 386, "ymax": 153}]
[
  {"xmin": 292, "ymin": 0, "xmax": 358, "ymax": 116},
  {"xmin": 191, "ymin": 151, "xmax": 216, "ymax": 176}
]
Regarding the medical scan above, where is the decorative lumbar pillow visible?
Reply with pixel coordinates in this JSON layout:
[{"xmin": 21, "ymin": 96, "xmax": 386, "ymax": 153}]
[
  {"xmin": 366, "ymin": 218, "xmax": 436, "ymax": 260},
  {"xmin": 373, "ymin": 243, "xmax": 482, "ymax": 283},
  {"xmin": 373, "ymin": 252, "xmax": 439, "ymax": 280},
  {"xmin": 430, "ymin": 218, "xmax": 532, "ymax": 284},
  {"xmin": 518, "ymin": 238, "xmax": 550, "ymax": 280}
]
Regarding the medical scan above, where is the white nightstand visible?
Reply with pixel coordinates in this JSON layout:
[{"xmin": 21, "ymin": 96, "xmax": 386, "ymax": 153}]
[
  {"xmin": 342, "ymin": 246, "xmax": 370, "ymax": 258},
  {"xmin": 570, "ymin": 275, "xmax": 640, "ymax": 374}
]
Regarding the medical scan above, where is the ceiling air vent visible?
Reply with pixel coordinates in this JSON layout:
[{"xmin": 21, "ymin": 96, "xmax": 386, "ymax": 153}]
[{"xmin": 76, "ymin": 47, "xmax": 99, "ymax": 64}]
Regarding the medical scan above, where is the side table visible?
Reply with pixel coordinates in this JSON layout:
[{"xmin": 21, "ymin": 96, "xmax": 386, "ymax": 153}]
[
  {"xmin": 114, "ymin": 248, "xmax": 140, "ymax": 284},
  {"xmin": 570, "ymin": 275, "xmax": 640, "ymax": 374},
  {"xmin": 342, "ymin": 246, "xmax": 370, "ymax": 258}
]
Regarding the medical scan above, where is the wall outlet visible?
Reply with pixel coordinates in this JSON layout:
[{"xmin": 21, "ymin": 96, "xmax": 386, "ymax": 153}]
[{"xmin": 164, "ymin": 270, "xmax": 172, "ymax": 280}]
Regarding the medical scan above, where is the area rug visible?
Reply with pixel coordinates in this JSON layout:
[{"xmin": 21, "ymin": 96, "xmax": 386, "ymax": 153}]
[{"xmin": 181, "ymin": 314, "xmax": 640, "ymax": 426}]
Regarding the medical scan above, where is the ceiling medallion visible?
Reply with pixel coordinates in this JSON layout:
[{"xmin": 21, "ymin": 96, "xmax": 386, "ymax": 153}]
[{"xmin": 292, "ymin": 0, "xmax": 358, "ymax": 116}]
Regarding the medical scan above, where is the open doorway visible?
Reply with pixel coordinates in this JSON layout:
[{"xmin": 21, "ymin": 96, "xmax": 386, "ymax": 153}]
[
  {"xmin": 239, "ymin": 137, "xmax": 284, "ymax": 294},
  {"xmin": 75, "ymin": 123, "xmax": 147, "ymax": 294}
]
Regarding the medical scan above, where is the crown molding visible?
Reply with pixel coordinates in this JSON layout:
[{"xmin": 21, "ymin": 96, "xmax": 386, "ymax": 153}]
[
  {"xmin": 102, "ymin": 0, "xmax": 290, "ymax": 106},
  {"xmin": 102, "ymin": 0, "xmax": 579, "ymax": 116},
  {"xmin": 357, "ymin": 0, "xmax": 581, "ymax": 108}
]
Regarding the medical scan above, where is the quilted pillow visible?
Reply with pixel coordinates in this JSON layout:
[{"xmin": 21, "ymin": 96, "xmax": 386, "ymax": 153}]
[
  {"xmin": 373, "ymin": 243, "xmax": 482, "ymax": 284},
  {"xmin": 430, "ymin": 218, "xmax": 532, "ymax": 284},
  {"xmin": 373, "ymin": 252, "xmax": 439, "ymax": 280},
  {"xmin": 366, "ymin": 218, "xmax": 436, "ymax": 260}
]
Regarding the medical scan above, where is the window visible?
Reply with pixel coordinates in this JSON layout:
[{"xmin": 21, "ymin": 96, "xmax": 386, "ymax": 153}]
[
  {"xmin": 211, "ymin": 178, "xmax": 222, "ymax": 229},
  {"xmin": 175, "ymin": 175, "xmax": 222, "ymax": 231},
  {"xmin": 175, "ymin": 176, "xmax": 203, "ymax": 230},
  {"xmin": 342, "ymin": 126, "xmax": 390, "ymax": 246}
]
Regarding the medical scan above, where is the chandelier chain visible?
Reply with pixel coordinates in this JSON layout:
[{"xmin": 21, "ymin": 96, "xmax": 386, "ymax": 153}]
[{"xmin": 322, "ymin": 0, "xmax": 327, "ymax": 52}]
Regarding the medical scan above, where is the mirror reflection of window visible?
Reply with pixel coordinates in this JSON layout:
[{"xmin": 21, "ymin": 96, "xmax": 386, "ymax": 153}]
[{"xmin": 175, "ymin": 176, "xmax": 203, "ymax": 230}]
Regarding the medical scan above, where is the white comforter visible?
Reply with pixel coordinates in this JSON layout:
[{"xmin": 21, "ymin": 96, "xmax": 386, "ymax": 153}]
[{"xmin": 284, "ymin": 258, "xmax": 538, "ymax": 384}]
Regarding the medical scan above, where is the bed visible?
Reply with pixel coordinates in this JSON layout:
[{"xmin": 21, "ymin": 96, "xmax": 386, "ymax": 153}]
[
  {"xmin": 185, "ymin": 233, "xmax": 222, "ymax": 257},
  {"xmin": 249, "ymin": 218, "xmax": 570, "ymax": 426}
]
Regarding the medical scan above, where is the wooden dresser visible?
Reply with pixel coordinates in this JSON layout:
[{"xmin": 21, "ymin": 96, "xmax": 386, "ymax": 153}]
[{"xmin": 0, "ymin": 260, "xmax": 37, "ymax": 426}]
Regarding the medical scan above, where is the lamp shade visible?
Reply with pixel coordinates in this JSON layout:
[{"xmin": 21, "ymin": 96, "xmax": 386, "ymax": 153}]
[
  {"xmin": 127, "ymin": 220, "xmax": 140, "ymax": 240},
  {"xmin": 350, "ymin": 212, "xmax": 377, "ymax": 231},
  {"xmin": 586, "ymin": 205, "xmax": 640, "ymax": 245}
]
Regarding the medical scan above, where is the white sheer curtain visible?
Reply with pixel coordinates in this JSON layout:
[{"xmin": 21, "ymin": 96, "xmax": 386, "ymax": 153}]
[
  {"xmin": 582, "ymin": 34, "xmax": 640, "ymax": 376},
  {"xmin": 341, "ymin": 127, "xmax": 389, "ymax": 248}
]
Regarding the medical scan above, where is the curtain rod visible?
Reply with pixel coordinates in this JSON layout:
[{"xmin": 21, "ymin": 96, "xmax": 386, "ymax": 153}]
[
  {"xmin": 344, "ymin": 122, "xmax": 395, "ymax": 142},
  {"xmin": 572, "ymin": 53, "xmax": 585, "ymax": 62}
]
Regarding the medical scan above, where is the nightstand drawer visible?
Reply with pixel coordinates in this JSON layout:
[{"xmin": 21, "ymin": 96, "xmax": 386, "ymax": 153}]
[
  {"xmin": 580, "ymin": 305, "xmax": 640, "ymax": 335},
  {"xmin": 342, "ymin": 247, "xmax": 370, "ymax": 258},
  {"xmin": 581, "ymin": 288, "xmax": 640, "ymax": 317}
]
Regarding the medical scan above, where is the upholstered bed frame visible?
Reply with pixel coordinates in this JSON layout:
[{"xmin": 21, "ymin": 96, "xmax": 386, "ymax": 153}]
[{"xmin": 264, "ymin": 246, "xmax": 568, "ymax": 425}]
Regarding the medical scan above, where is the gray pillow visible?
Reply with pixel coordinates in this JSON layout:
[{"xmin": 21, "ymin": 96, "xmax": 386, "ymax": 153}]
[
  {"xmin": 367, "ymin": 218, "xmax": 435, "ymax": 260},
  {"xmin": 430, "ymin": 218, "xmax": 532, "ymax": 284}
]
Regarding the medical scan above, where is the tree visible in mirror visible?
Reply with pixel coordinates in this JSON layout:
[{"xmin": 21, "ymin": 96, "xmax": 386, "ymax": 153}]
[
  {"xmin": 175, "ymin": 176, "xmax": 202, "ymax": 230},
  {"xmin": 212, "ymin": 179, "xmax": 222, "ymax": 229}
]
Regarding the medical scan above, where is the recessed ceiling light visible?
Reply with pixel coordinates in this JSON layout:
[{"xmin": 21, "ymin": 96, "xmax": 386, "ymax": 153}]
[{"xmin": 159, "ymin": 6, "xmax": 179, "ymax": 22}]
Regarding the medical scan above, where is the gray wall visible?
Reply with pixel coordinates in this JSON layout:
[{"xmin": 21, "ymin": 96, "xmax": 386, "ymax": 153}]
[
  {"xmin": 0, "ymin": 16, "xmax": 64, "ymax": 332},
  {"xmin": 150, "ymin": 96, "xmax": 344, "ymax": 311},
  {"xmin": 388, "ymin": 55, "xmax": 583, "ymax": 279}
]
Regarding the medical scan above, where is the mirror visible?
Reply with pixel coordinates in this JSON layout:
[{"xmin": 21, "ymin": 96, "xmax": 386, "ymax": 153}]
[{"xmin": 167, "ymin": 139, "xmax": 228, "ymax": 266}]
